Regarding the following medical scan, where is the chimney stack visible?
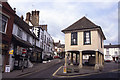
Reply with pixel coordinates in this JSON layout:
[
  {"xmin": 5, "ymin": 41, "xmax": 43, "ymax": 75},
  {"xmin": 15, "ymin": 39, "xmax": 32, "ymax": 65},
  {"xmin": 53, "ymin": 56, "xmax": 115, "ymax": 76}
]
[
  {"xmin": 59, "ymin": 40, "xmax": 60, "ymax": 43},
  {"xmin": 40, "ymin": 25, "xmax": 47, "ymax": 31},
  {"xmin": 109, "ymin": 43, "xmax": 111, "ymax": 45},
  {"xmin": 13, "ymin": 8, "xmax": 16, "ymax": 13},
  {"xmin": 31, "ymin": 10, "xmax": 39, "ymax": 26},
  {"xmin": 21, "ymin": 15, "xmax": 24, "ymax": 20},
  {"xmin": 25, "ymin": 12, "xmax": 31, "ymax": 24}
]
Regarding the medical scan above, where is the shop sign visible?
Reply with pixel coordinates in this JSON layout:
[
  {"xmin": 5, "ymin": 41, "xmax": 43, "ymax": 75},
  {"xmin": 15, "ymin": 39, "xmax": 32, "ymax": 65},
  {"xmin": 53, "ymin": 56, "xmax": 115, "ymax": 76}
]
[
  {"xmin": 9, "ymin": 50, "xmax": 14, "ymax": 54},
  {"xmin": 5, "ymin": 65, "xmax": 10, "ymax": 72}
]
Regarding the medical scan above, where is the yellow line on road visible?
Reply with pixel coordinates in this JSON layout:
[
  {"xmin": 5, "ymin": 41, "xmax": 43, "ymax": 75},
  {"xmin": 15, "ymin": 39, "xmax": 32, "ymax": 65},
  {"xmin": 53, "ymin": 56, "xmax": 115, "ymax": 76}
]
[
  {"xmin": 52, "ymin": 66, "xmax": 62, "ymax": 76},
  {"xmin": 53, "ymin": 72, "xmax": 102, "ymax": 78},
  {"xmin": 52, "ymin": 66, "xmax": 101, "ymax": 78},
  {"xmin": 53, "ymin": 68, "xmax": 120, "ymax": 78},
  {"xmin": 110, "ymin": 69, "xmax": 120, "ymax": 72}
]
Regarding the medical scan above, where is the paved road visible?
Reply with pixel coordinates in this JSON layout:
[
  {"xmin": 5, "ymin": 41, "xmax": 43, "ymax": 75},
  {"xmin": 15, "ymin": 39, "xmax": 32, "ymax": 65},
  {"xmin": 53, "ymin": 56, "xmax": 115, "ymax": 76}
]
[
  {"xmin": 18, "ymin": 61, "xmax": 119, "ymax": 79},
  {"xmin": 70, "ymin": 71, "xmax": 119, "ymax": 78},
  {"xmin": 21, "ymin": 59, "xmax": 65, "ymax": 78}
]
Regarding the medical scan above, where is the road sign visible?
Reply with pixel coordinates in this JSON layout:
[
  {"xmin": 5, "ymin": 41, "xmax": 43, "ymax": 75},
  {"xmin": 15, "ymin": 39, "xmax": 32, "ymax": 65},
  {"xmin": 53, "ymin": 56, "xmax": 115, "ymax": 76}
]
[
  {"xmin": 22, "ymin": 49, "xmax": 26, "ymax": 54},
  {"xmin": 9, "ymin": 50, "xmax": 13, "ymax": 54}
]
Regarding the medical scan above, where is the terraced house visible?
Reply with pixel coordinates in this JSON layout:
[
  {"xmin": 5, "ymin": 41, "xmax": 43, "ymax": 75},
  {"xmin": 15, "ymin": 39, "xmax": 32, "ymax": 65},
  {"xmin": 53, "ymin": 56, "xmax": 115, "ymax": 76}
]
[{"xmin": 62, "ymin": 16, "xmax": 106, "ymax": 70}]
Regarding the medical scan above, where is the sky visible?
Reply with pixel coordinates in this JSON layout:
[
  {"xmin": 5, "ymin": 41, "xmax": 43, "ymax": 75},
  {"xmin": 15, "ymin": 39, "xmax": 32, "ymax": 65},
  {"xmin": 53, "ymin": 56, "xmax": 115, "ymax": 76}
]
[{"xmin": 8, "ymin": 0, "xmax": 119, "ymax": 45}]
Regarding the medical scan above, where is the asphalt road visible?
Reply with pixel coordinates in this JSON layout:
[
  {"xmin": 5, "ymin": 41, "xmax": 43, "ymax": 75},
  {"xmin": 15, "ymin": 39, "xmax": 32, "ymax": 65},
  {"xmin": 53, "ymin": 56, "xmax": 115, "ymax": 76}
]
[
  {"xmin": 19, "ymin": 61, "xmax": 119, "ymax": 79},
  {"xmin": 69, "ymin": 71, "xmax": 119, "ymax": 78},
  {"xmin": 21, "ymin": 59, "xmax": 65, "ymax": 78}
]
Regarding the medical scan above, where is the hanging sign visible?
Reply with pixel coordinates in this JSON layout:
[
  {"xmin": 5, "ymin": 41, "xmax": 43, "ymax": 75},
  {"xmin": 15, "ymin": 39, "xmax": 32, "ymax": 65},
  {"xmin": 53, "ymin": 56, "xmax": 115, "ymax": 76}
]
[
  {"xmin": 9, "ymin": 50, "xmax": 14, "ymax": 55},
  {"xmin": 22, "ymin": 49, "xmax": 26, "ymax": 54}
]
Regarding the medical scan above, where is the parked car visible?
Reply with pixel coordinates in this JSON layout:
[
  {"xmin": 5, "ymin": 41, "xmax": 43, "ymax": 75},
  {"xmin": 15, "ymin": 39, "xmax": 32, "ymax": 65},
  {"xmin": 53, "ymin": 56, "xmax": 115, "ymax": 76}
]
[
  {"xmin": 104, "ymin": 59, "xmax": 111, "ymax": 62},
  {"xmin": 43, "ymin": 55, "xmax": 49, "ymax": 61},
  {"xmin": 59, "ymin": 56, "xmax": 63, "ymax": 59},
  {"xmin": 115, "ymin": 58, "xmax": 120, "ymax": 63},
  {"xmin": 54, "ymin": 56, "xmax": 60, "ymax": 59},
  {"xmin": 104, "ymin": 55, "xmax": 112, "ymax": 62}
]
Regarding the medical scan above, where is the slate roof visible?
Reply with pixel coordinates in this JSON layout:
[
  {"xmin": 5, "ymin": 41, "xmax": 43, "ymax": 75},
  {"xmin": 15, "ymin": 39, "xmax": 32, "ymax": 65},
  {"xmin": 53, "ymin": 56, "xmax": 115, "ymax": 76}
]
[
  {"xmin": 104, "ymin": 44, "xmax": 120, "ymax": 48},
  {"xmin": 14, "ymin": 14, "xmax": 39, "ymax": 40},
  {"xmin": 54, "ymin": 42, "xmax": 60, "ymax": 47},
  {"xmin": 62, "ymin": 16, "xmax": 106, "ymax": 40},
  {"xmin": 58, "ymin": 44, "xmax": 65, "ymax": 48}
]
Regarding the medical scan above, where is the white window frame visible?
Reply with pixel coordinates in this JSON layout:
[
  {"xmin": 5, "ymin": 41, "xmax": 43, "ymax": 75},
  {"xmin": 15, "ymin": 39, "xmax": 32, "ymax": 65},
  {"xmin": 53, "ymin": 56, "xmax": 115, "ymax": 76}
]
[
  {"xmin": 17, "ymin": 28, "xmax": 23, "ymax": 39},
  {"xmin": 27, "ymin": 34, "xmax": 30, "ymax": 42},
  {"xmin": 0, "ymin": 13, "xmax": 8, "ymax": 34}
]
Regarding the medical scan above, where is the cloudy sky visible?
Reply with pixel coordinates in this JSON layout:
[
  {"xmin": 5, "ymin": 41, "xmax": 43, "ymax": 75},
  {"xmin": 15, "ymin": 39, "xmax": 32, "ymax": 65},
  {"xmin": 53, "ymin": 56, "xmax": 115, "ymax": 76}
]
[{"xmin": 8, "ymin": 0, "xmax": 119, "ymax": 45}]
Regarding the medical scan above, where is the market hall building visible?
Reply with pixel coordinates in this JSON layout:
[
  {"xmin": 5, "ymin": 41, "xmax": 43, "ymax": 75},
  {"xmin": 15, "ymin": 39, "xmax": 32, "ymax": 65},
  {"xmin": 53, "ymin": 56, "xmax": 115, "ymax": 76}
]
[{"xmin": 62, "ymin": 16, "xmax": 106, "ymax": 70}]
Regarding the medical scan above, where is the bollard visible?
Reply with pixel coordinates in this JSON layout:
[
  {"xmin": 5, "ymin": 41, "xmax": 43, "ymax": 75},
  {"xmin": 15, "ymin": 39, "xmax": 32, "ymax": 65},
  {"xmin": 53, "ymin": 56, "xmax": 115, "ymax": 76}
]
[{"xmin": 63, "ymin": 66, "xmax": 67, "ymax": 73}]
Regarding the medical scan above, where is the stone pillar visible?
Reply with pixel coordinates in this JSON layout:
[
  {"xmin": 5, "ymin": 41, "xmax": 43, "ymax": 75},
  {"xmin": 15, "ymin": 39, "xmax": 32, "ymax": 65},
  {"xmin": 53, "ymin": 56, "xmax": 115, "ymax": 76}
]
[
  {"xmin": 99, "ymin": 53, "xmax": 101, "ymax": 66},
  {"xmin": 101, "ymin": 54, "xmax": 103, "ymax": 67},
  {"xmin": 76, "ymin": 53, "xmax": 78, "ymax": 64},
  {"xmin": 102, "ymin": 54, "xmax": 104, "ymax": 65},
  {"xmin": 95, "ymin": 51, "xmax": 99, "ymax": 69},
  {"xmin": 65, "ymin": 52, "xmax": 68, "ymax": 67},
  {"xmin": 79, "ymin": 51, "xmax": 82, "ymax": 68},
  {"xmin": 70, "ymin": 52, "xmax": 73, "ymax": 65}
]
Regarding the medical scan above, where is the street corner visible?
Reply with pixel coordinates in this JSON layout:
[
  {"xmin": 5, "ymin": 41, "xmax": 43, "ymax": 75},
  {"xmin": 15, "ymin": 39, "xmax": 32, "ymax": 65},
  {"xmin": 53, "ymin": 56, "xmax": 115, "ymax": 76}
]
[{"xmin": 52, "ymin": 66, "xmax": 101, "ymax": 78}]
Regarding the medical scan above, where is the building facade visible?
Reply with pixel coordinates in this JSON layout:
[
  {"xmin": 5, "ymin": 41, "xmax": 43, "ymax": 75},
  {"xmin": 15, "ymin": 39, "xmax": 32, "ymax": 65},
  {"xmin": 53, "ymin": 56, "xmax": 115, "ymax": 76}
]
[
  {"xmin": 0, "ymin": 2, "xmax": 15, "ymax": 72},
  {"xmin": 104, "ymin": 44, "xmax": 120, "ymax": 61},
  {"xmin": 54, "ymin": 40, "xmax": 65, "ymax": 58},
  {"xmin": 25, "ymin": 10, "xmax": 54, "ymax": 61},
  {"xmin": 62, "ymin": 16, "xmax": 106, "ymax": 70},
  {"xmin": 9, "ymin": 14, "xmax": 39, "ymax": 70}
]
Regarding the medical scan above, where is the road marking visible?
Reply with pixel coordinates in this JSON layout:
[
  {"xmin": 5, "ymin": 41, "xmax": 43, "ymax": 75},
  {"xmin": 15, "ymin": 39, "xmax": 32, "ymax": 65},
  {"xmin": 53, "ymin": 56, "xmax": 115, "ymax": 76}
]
[
  {"xmin": 110, "ymin": 69, "xmax": 120, "ymax": 72},
  {"xmin": 52, "ymin": 66, "xmax": 102, "ymax": 78},
  {"xmin": 53, "ymin": 67, "xmax": 120, "ymax": 78},
  {"xmin": 53, "ymin": 72, "xmax": 102, "ymax": 78},
  {"xmin": 52, "ymin": 66, "xmax": 62, "ymax": 76}
]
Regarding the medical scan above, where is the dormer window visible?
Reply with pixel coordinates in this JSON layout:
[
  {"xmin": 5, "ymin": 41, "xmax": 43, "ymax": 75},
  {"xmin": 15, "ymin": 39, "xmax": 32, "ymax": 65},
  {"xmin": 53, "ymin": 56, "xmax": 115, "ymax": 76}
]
[
  {"xmin": 71, "ymin": 32, "xmax": 77, "ymax": 45},
  {"xmin": 84, "ymin": 31, "xmax": 91, "ymax": 45}
]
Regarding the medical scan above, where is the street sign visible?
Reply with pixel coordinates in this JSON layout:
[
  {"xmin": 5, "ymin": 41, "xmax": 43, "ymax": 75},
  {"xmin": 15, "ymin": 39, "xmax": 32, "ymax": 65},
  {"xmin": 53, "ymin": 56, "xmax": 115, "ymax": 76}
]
[
  {"xmin": 5, "ymin": 65, "xmax": 10, "ymax": 72},
  {"xmin": 22, "ymin": 49, "xmax": 26, "ymax": 54},
  {"xmin": 9, "ymin": 50, "xmax": 13, "ymax": 54}
]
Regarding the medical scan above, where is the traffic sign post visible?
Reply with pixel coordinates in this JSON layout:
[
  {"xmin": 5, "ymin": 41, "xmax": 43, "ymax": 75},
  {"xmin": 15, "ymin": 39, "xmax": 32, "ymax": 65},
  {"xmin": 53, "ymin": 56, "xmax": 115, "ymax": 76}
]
[
  {"xmin": 21, "ymin": 49, "xmax": 26, "ymax": 72},
  {"xmin": 22, "ymin": 49, "xmax": 26, "ymax": 54}
]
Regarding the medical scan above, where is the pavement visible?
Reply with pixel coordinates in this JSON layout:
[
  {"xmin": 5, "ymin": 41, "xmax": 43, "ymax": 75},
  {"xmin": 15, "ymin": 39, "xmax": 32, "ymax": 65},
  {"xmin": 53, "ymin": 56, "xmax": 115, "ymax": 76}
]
[
  {"xmin": 2, "ymin": 59, "xmax": 62, "ymax": 78},
  {"xmin": 52, "ymin": 61, "xmax": 120, "ymax": 78}
]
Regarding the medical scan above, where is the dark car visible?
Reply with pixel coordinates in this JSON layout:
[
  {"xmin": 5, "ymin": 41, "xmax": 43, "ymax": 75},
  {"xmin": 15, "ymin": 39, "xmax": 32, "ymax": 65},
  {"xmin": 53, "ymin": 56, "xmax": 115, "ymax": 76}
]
[
  {"xmin": 59, "ymin": 56, "xmax": 63, "ymax": 59},
  {"xmin": 54, "ymin": 56, "xmax": 59, "ymax": 59},
  {"xmin": 43, "ymin": 55, "xmax": 49, "ymax": 61},
  {"xmin": 104, "ymin": 59, "xmax": 111, "ymax": 62},
  {"xmin": 115, "ymin": 58, "xmax": 120, "ymax": 63}
]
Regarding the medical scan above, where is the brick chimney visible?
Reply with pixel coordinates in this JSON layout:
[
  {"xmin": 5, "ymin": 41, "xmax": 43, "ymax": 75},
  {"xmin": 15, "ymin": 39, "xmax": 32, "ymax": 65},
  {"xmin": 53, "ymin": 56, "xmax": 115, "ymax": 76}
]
[
  {"xmin": 25, "ymin": 12, "xmax": 31, "ymax": 24},
  {"xmin": 40, "ymin": 25, "xmax": 47, "ymax": 31},
  {"xmin": 21, "ymin": 15, "xmax": 24, "ymax": 20},
  {"xmin": 31, "ymin": 10, "xmax": 39, "ymax": 26},
  {"xmin": 13, "ymin": 8, "xmax": 16, "ymax": 13}
]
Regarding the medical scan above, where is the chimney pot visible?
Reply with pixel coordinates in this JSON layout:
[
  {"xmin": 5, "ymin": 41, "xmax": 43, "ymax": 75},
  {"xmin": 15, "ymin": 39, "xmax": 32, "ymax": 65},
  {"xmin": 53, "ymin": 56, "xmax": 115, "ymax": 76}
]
[
  {"xmin": 13, "ymin": 8, "xmax": 16, "ymax": 13},
  {"xmin": 21, "ymin": 15, "xmax": 24, "ymax": 20}
]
